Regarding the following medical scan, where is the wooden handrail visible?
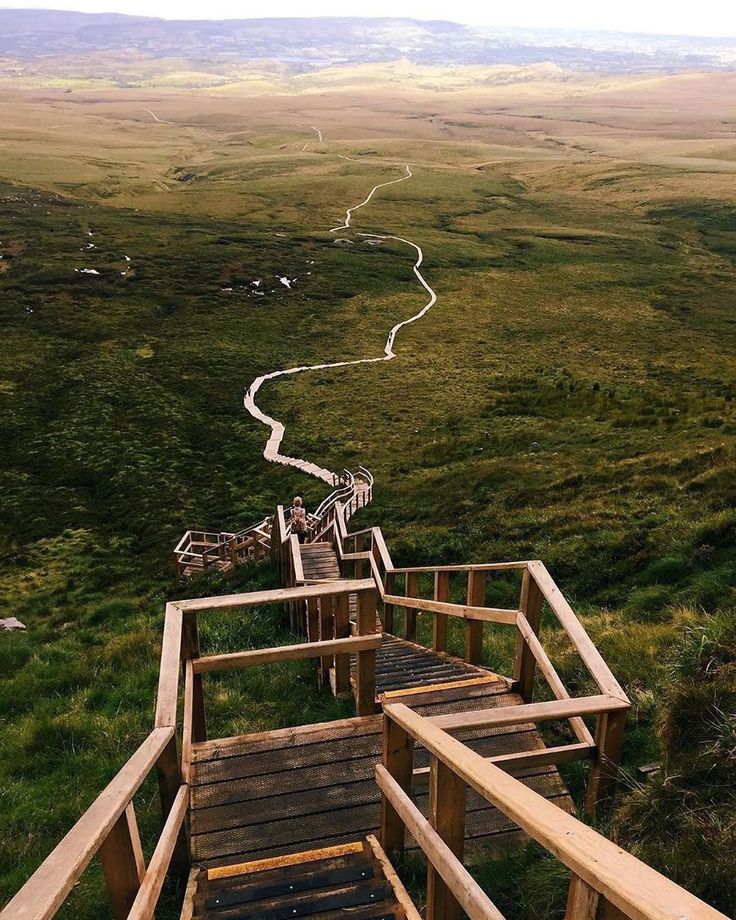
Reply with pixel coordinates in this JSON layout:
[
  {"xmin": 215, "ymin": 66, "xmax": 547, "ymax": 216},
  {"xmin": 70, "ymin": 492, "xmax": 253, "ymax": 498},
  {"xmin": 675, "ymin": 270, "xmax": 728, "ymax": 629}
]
[
  {"xmin": 528, "ymin": 561, "xmax": 628, "ymax": 702},
  {"xmin": 412, "ymin": 741, "xmax": 593, "ymax": 786},
  {"xmin": 389, "ymin": 562, "xmax": 531, "ymax": 574},
  {"xmin": 516, "ymin": 612, "xmax": 594, "ymax": 747},
  {"xmin": 383, "ymin": 593, "xmax": 519, "ymax": 625},
  {"xmin": 176, "ymin": 578, "xmax": 376, "ymax": 611},
  {"xmin": 428, "ymin": 694, "xmax": 629, "ymax": 732},
  {"xmin": 127, "ymin": 784, "xmax": 189, "ymax": 920},
  {"xmin": 193, "ymin": 634, "xmax": 382, "ymax": 674},
  {"xmin": 154, "ymin": 603, "xmax": 183, "ymax": 729},
  {"xmin": 1, "ymin": 727, "xmax": 175, "ymax": 920},
  {"xmin": 382, "ymin": 703, "xmax": 728, "ymax": 920},
  {"xmin": 290, "ymin": 533, "xmax": 305, "ymax": 583},
  {"xmin": 375, "ymin": 765, "xmax": 506, "ymax": 920}
]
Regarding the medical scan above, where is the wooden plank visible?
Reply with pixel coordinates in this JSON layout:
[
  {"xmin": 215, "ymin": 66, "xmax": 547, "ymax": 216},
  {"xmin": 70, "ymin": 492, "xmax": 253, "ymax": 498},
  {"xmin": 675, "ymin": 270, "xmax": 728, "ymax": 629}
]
[
  {"xmin": 390, "ymin": 563, "xmax": 530, "ymax": 574},
  {"xmin": 382, "ymin": 676, "xmax": 499, "ymax": 700},
  {"xmin": 365, "ymin": 835, "xmax": 421, "ymax": 920},
  {"xmin": 206, "ymin": 864, "xmax": 376, "ymax": 910},
  {"xmin": 98, "ymin": 803, "xmax": 145, "ymax": 920},
  {"xmin": 527, "ymin": 562, "xmax": 628, "ymax": 702},
  {"xmin": 179, "ymin": 867, "xmax": 200, "ymax": 920},
  {"xmin": 433, "ymin": 572, "xmax": 450, "ymax": 653},
  {"xmin": 207, "ymin": 881, "xmax": 389, "ymax": 919},
  {"xmin": 177, "ymin": 579, "xmax": 376, "ymax": 612},
  {"xmin": 127, "ymin": 784, "xmax": 189, "ymax": 920},
  {"xmin": 193, "ymin": 635, "xmax": 382, "ymax": 674},
  {"xmin": 384, "ymin": 703, "xmax": 729, "ymax": 920},
  {"xmin": 427, "ymin": 756, "xmax": 466, "ymax": 920},
  {"xmin": 413, "ymin": 742, "xmax": 592, "ymax": 787},
  {"xmin": 516, "ymin": 612, "xmax": 594, "ymax": 747},
  {"xmin": 375, "ymin": 765, "xmax": 505, "ymax": 920},
  {"xmin": 428, "ymin": 695, "xmax": 630, "ymax": 732},
  {"xmin": 465, "ymin": 571, "xmax": 486, "ymax": 665},
  {"xmin": 565, "ymin": 874, "xmax": 600, "ymax": 920},
  {"xmin": 2, "ymin": 728, "xmax": 174, "ymax": 920},
  {"xmin": 192, "ymin": 715, "xmax": 380, "ymax": 762},
  {"xmin": 208, "ymin": 843, "xmax": 366, "ymax": 881},
  {"xmin": 382, "ymin": 594, "xmax": 518, "ymax": 625},
  {"xmin": 155, "ymin": 603, "xmax": 183, "ymax": 728},
  {"xmin": 155, "ymin": 734, "xmax": 190, "ymax": 881}
]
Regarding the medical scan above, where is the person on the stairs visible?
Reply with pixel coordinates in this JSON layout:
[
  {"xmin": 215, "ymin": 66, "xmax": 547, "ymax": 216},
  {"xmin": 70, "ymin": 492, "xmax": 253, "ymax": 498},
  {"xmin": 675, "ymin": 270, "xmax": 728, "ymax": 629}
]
[{"xmin": 290, "ymin": 496, "xmax": 308, "ymax": 543}]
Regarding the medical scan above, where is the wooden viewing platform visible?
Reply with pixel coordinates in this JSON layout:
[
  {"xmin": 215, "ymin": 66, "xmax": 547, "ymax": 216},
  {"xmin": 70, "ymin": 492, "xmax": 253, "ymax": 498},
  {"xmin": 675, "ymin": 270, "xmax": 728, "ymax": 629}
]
[{"xmin": 2, "ymin": 493, "xmax": 729, "ymax": 920}]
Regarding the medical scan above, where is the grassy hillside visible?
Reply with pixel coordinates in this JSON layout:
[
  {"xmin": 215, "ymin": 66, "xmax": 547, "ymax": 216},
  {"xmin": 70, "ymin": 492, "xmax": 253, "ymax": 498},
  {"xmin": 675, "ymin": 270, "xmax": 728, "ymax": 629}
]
[{"xmin": 1, "ymin": 70, "xmax": 735, "ymax": 917}]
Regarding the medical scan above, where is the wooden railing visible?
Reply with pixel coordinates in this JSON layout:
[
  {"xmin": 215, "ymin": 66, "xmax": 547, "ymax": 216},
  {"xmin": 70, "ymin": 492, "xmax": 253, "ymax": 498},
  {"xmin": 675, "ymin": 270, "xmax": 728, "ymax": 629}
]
[
  {"xmin": 174, "ymin": 468, "xmax": 374, "ymax": 577},
  {"xmin": 378, "ymin": 702, "xmax": 728, "ymax": 920},
  {"xmin": 335, "ymin": 515, "xmax": 630, "ymax": 815},
  {"xmin": 2, "ymin": 578, "xmax": 381, "ymax": 920},
  {"xmin": 173, "ymin": 522, "xmax": 272, "ymax": 577}
]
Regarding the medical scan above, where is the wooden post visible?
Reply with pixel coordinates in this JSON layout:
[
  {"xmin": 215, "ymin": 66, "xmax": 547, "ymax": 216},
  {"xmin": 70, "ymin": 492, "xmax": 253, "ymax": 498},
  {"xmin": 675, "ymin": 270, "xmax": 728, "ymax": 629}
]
[
  {"xmin": 380, "ymin": 715, "xmax": 415, "ymax": 858},
  {"xmin": 355, "ymin": 591, "xmax": 378, "ymax": 716},
  {"xmin": 334, "ymin": 593, "xmax": 351, "ymax": 698},
  {"xmin": 182, "ymin": 612, "xmax": 206, "ymax": 743},
  {"xmin": 384, "ymin": 572, "xmax": 396, "ymax": 634},
  {"xmin": 355, "ymin": 534, "xmax": 364, "ymax": 579},
  {"xmin": 465, "ymin": 570, "xmax": 486, "ymax": 665},
  {"xmin": 565, "ymin": 874, "xmax": 600, "ymax": 920},
  {"xmin": 433, "ymin": 572, "xmax": 449, "ymax": 653},
  {"xmin": 405, "ymin": 572, "xmax": 419, "ymax": 642},
  {"xmin": 318, "ymin": 597, "xmax": 334, "ymax": 689},
  {"xmin": 585, "ymin": 709, "xmax": 627, "ymax": 817},
  {"xmin": 229, "ymin": 538, "xmax": 238, "ymax": 569},
  {"xmin": 155, "ymin": 736, "xmax": 189, "ymax": 881},
  {"xmin": 98, "ymin": 803, "xmax": 145, "ymax": 920},
  {"xmin": 306, "ymin": 597, "xmax": 319, "ymax": 643},
  {"xmin": 513, "ymin": 568, "xmax": 544, "ymax": 703},
  {"xmin": 426, "ymin": 756, "xmax": 466, "ymax": 920}
]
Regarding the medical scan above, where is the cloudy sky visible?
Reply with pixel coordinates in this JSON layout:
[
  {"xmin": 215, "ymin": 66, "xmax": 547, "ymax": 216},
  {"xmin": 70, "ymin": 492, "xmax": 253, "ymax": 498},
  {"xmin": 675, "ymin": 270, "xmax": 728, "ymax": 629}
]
[{"xmin": 4, "ymin": 0, "xmax": 736, "ymax": 37}]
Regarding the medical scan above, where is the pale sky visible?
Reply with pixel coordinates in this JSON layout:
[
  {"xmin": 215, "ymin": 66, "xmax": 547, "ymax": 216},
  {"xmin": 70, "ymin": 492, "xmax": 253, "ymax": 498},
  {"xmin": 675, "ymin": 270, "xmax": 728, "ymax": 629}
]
[{"xmin": 4, "ymin": 0, "xmax": 736, "ymax": 38}]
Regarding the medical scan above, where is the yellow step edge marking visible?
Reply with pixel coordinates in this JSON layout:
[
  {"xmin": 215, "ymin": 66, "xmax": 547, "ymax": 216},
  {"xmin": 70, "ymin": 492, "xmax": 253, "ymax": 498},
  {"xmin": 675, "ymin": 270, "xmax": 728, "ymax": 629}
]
[
  {"xmin": 381, "ymin": 674, "xmax": 500, "ymax": 699},
  {"xmin": 207, "ymin": 842, "xmax": 365, "ymax": 881}
]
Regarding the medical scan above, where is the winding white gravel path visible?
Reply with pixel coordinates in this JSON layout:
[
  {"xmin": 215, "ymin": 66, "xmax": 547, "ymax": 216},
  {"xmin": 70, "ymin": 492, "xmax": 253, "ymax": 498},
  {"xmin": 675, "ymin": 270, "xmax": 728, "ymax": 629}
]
[{"xmin": 243, "ymin": 158, "xmax": 437, "ymax": 484}]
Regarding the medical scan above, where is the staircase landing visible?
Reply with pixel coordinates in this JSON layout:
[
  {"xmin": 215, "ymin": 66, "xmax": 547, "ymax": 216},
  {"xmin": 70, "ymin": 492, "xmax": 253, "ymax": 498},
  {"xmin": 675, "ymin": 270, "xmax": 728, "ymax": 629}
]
[{"xmin": 189, "ymin": 676, "xmax": 572, "ymax": 871}]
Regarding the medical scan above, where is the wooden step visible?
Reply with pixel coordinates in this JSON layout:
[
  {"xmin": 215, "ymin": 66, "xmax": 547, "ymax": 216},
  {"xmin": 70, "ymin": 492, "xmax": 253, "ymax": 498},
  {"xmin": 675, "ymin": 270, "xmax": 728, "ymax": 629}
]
[
  {"xmin": 187, "ymin": 839, "xmax": 410, "ymax": 920},
  {"xmin": 300, "ymin": 543, "xmax": 341, "ymax": 582}
]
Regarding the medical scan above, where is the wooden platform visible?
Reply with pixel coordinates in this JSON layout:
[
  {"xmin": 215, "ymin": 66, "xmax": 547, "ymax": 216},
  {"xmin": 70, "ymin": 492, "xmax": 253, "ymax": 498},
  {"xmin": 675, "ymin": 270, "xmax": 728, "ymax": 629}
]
[{"xmin": 189, "ymin": 677, "xmax": 572, "ymax": 871}]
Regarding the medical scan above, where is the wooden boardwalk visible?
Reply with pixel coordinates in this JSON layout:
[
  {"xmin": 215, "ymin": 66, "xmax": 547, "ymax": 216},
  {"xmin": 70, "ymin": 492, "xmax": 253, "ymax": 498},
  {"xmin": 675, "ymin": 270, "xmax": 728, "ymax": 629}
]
[{"xmin": 189, "ymin": 677, "xmax": 572, "ymax": 870}]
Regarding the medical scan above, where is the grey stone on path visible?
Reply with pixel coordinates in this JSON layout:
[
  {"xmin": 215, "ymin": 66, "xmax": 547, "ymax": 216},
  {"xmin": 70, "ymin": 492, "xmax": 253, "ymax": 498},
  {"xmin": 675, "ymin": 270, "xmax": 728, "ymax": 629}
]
[{"xmin": 1, "ymin": 617, "xmax": 26, "ymax": 631}]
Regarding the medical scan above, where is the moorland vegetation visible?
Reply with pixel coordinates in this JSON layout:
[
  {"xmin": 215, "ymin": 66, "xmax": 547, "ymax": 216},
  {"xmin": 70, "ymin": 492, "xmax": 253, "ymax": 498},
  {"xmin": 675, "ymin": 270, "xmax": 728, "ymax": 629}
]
[{"xmin": 0, "ymin": 63, "xmax": 735, "ymax": 917}]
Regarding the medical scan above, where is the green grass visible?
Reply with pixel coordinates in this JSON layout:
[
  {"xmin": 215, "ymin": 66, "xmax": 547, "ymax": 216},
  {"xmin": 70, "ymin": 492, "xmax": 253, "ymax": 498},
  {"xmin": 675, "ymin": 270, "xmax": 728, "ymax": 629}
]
[{"xmin": 1, "ymin": 80, "xmax": 736, "ymax": 917}]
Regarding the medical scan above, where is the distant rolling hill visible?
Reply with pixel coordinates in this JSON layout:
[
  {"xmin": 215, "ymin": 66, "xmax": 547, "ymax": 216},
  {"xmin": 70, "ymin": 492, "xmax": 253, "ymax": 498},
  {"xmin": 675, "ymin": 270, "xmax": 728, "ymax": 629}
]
[{"xmin": 0, "ymin": 10, "xmax": 734, "ymax": 73}]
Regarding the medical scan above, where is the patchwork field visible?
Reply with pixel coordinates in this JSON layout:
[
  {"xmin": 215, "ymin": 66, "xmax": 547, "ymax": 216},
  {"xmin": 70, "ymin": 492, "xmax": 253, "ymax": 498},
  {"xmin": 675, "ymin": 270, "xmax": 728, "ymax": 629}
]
[{"xmin": 1, "ymin": 65, "xmax": 735, "ymax": 917}]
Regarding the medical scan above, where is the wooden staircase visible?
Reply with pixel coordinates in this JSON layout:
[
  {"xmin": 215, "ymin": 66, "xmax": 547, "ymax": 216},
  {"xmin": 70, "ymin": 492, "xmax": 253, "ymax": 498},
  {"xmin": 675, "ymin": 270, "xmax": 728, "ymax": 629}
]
[
  {"xmin": 301, "ymin": 543, "xmax": 342, "ymax": 582},
  {"xmin": 187, "ymin": 838, "xmax": 415, "ymax": 920}
]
